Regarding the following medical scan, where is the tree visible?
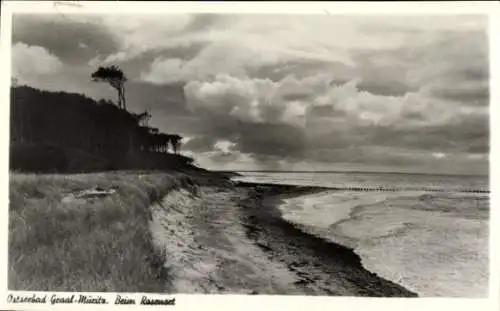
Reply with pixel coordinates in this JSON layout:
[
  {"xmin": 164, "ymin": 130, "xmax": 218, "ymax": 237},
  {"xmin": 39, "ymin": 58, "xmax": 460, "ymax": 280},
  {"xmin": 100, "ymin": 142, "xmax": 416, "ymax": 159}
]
[
  {"xmin": 91, "ymin": 65, "xmax": 128, "ymax": 110},
  {"xmin": 169, "ymin": 134, "xmax": 182, "ymax": 154},
  {"xmin": 134, "ymin": 110, "xmax": 152, "ymax": 127}
]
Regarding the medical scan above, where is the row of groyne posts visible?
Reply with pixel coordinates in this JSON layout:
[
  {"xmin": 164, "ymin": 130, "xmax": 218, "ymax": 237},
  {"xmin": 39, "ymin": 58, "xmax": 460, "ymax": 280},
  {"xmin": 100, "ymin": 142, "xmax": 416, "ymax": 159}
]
[
  {"xmin": 233, "ymin": 181, "xmax": 489, "ymax": 194},
  {"xmin": 331, "ymin": 186, "xmax": 489, "ymax": 194}
]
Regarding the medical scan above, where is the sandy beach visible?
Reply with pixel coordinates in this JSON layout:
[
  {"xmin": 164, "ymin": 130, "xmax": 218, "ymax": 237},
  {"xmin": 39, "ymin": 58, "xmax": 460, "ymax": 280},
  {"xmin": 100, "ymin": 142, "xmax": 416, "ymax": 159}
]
[{"xmin": 149, "ymin": 180, "xmax": 418, "ymax": 296}]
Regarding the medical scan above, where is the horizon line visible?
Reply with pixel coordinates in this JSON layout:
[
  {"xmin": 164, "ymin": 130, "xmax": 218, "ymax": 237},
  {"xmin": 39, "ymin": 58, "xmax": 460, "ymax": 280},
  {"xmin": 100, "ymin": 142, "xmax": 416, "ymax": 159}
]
[{"xmin": 213, "ymin": 169, "xmax": 489, "ymax": 177}]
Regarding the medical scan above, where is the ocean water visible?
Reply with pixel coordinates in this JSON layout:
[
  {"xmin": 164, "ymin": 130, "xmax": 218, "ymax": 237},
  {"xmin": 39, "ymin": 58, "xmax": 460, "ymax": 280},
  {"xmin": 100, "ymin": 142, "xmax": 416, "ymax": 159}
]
[{"xmin": 233, "ymin": 171, "xmax": 490, "ymax": 297}]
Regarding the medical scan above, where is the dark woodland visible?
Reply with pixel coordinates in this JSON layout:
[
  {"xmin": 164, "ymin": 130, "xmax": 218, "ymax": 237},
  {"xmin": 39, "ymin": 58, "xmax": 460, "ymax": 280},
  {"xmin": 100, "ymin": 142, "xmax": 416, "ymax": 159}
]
[{"xmin": 10, "ymin": 66, "xmax": 193, "ymax": 173}]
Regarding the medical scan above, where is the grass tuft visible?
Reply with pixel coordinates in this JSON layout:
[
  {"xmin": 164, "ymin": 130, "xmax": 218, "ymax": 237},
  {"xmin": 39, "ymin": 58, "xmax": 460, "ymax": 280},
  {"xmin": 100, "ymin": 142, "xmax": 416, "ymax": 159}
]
[{"xmin": 8, "ymin": 171, "xmax": 191, "ymax": 292}]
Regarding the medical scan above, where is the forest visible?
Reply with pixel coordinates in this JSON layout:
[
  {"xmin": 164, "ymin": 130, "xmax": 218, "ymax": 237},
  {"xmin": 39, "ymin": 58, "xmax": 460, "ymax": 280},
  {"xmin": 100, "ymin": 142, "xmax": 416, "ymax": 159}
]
[{"xmin": 10, "ymin": 66, "xmax": 194, "ymax": 173}]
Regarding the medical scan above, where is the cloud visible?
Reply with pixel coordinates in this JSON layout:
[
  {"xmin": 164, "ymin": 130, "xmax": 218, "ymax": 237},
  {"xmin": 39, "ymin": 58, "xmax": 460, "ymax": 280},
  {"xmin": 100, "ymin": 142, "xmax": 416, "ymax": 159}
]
[
  {"xmin": 12, "ymin": 14, "xmax": 121, "ymax": 65},
  {"xmin": 183, "ymin": 74, "xmax": 317, "ymax": 126},
  {"xmin": 180, "ymin": 63, "xmax": 488, "ymax": 171},
  {"xmin": 138, "ymin": 15, "xmax": 487, "ymax": 85},
  {"xmin": 10, "ymin": 13, "xmax": 489, "ymax": 174},
  {"xmin": 94, "ymin": 14, "xmax": 224, "ymax": 64},
  {"xmin": 140, "ymin": 41, "xmax": 314, "ymax": 84},
  {"xmin": 12, "ymin": 42, "xmax": 63, "ymax": 83}
]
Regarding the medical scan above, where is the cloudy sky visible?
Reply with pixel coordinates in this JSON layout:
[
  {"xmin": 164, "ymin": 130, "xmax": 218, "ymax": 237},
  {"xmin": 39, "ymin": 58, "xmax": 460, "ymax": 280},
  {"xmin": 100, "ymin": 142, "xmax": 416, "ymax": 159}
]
[{"xmin": 11, "ymin": 13, "xmax": 489, "ymax": 174}]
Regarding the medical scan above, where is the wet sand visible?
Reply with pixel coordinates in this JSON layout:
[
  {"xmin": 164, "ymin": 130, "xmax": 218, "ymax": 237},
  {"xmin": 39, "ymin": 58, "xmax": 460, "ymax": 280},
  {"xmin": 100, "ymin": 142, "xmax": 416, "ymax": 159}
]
[
  {"xmin": 237, "ymin": 183, "xmax": 418, "ymax": 297},
  {"xmin": 150, "ymin": 181, "xmax": 417, "ymax": 296}
]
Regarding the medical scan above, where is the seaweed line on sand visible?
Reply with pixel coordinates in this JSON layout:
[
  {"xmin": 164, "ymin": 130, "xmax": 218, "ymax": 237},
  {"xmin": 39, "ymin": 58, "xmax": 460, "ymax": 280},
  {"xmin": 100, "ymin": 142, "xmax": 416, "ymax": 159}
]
[{"xmin": 237, "ymin": 184, "xmax": 419, "ymax": 297}]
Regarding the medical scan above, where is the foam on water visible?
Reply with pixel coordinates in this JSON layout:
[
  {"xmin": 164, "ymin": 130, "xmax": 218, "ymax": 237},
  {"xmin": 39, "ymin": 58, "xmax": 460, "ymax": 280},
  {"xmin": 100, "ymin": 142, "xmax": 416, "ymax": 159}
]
[
  {"xmin": 235, "ymin": 172, "xmax": 490, "ymax": 297},
  {"xmin": 279, "ymin": 191, "xmax": 391, "ymax": 232},
  {"xmin": 279, "ymin": 190, "xmax": 489, "ymax": 297}
]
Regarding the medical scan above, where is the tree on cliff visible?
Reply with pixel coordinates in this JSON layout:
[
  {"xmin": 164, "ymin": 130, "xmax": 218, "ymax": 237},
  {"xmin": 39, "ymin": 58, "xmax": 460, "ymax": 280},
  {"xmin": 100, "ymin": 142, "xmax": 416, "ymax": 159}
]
[
  {"xmin": 91, "ymin": 65, "xmax": 128, "ymax": 110},
  {"xmin": 169, "ymin": 134, "xmax": 183, "ymax": 154}
]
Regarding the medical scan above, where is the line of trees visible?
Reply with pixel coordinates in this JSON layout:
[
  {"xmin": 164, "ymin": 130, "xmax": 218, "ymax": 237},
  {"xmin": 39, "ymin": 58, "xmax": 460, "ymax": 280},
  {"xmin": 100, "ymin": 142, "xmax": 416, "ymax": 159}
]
[
  {"xmin": 10, "ymin": 66, "xmax": 191, "ymax": 172},
  {"xmin": 10, "ymin": 85, "xmax": 185, "ymax": 159}
]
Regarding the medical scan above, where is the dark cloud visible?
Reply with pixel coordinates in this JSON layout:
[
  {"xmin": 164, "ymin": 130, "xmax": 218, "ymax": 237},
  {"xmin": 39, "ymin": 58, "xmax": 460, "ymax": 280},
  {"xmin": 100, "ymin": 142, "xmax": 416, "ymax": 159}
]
[
  {"xmin": 12, "ymin": 14, "xmax": 120, "ymax": 65},
  {"xmin": 151, "ymin": 43, "xmax": 207, "ymax": 61},
  {"xmin": 306, "ymin": 105, "xmax": 336, "ymax": 118},
  {"xmin": 357, "ymin": 78, "xmax": 416, "ymax": 97},
  {"xmin": 352, "ymin": 28, "xmax": 488, "ymax": 100},
  {"xmin": 351, "ymin": 54, "xmax": 418, "ymax": 97},
  {"xmin": 257, "ymin": 104, "xmax": 285, "ymax": 123},
  {"xmin": 180, "ymin": 94, "xmax": 488, "ymax": 166},
  {"xmin": 200, "ymin": 117, "xmax": 242, "ymax": 140},
  {"xmin": 282, "ymin": 93, "xmax": 312, "ymax": 102},
  {"xmin": 148, "ymin": 114, "xmax": 203, "ymax": 138},
  {"xmin": 459, "ymin": 65, "xmax": 489, "ymax": 82},
  {"xmin": 125, "ymin": 82, "xmax": 188, "ymax": 116},
  {"xmin": 429, "ymin": 83, "xmax": 489, "ymax": 104},
  {"xmin": 367, "ymin": 115, "xmax": 489, "ymax": 154},
  {"xmin": 235, "ymin": 122, "xmax": 307, "ymax": 159},
  {"xmin": 182, "ymin": 114, "xmax": 308, "ymax": 163},
  {"xmin": 425, "ymin": 64, "xmax": 489, "ymax": 105},
  {"xmin": 465, "ymin": 139, "xmax": 489, "ymax": 154}
]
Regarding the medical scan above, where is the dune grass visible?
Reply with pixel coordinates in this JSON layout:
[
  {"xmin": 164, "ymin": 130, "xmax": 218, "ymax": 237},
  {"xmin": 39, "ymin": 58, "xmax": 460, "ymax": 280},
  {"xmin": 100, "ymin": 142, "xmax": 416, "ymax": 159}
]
[{"xmin": 8, "ymin": 171, "xmax": 195, "ymax": 292}]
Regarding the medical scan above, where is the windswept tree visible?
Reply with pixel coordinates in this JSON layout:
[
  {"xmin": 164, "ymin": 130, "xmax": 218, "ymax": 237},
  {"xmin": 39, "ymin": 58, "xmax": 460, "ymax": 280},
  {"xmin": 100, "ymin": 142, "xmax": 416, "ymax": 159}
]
[{"xmin": 91, "ymin": 65, "xmax": 128, "ymax": 110}]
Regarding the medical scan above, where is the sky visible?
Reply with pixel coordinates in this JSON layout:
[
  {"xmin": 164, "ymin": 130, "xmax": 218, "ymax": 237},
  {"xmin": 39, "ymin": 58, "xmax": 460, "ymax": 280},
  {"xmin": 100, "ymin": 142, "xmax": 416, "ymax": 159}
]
[{"xmin": 10, "ymin": 13, "xmax": 489, "ymax": 175}]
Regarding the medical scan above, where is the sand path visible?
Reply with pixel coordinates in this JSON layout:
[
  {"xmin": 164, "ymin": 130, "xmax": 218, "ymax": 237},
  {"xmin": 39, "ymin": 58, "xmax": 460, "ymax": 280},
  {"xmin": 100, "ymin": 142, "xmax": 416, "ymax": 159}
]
[{"xmin": 149, "ymin": 186, "xmax": 300, "ymax": 294}]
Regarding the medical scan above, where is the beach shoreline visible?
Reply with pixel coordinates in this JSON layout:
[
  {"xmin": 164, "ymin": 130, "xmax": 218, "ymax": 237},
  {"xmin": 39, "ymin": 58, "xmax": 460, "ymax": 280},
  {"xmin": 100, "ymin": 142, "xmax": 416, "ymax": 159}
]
[
  {"xmin": 235, "ymin": 182, "xmax": 418, "ymax": 297},
  {"xmin": 149, "ymin": 177, "xmax": 417, "ymax": 296},
  {"xmin": 11, "ymin": 169, "xmax": 484, "ymax": 297},
  {"xmin": 234, "ymin": 180, "xmax": 489, "ymax": 297}
]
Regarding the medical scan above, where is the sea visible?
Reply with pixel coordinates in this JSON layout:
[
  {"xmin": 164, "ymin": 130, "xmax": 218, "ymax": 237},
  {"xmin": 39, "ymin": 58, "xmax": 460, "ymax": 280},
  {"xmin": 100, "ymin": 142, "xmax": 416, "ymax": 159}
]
[{"xmin": 231, "ymin": 171, "xmax": 490, "ymax": 297}]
